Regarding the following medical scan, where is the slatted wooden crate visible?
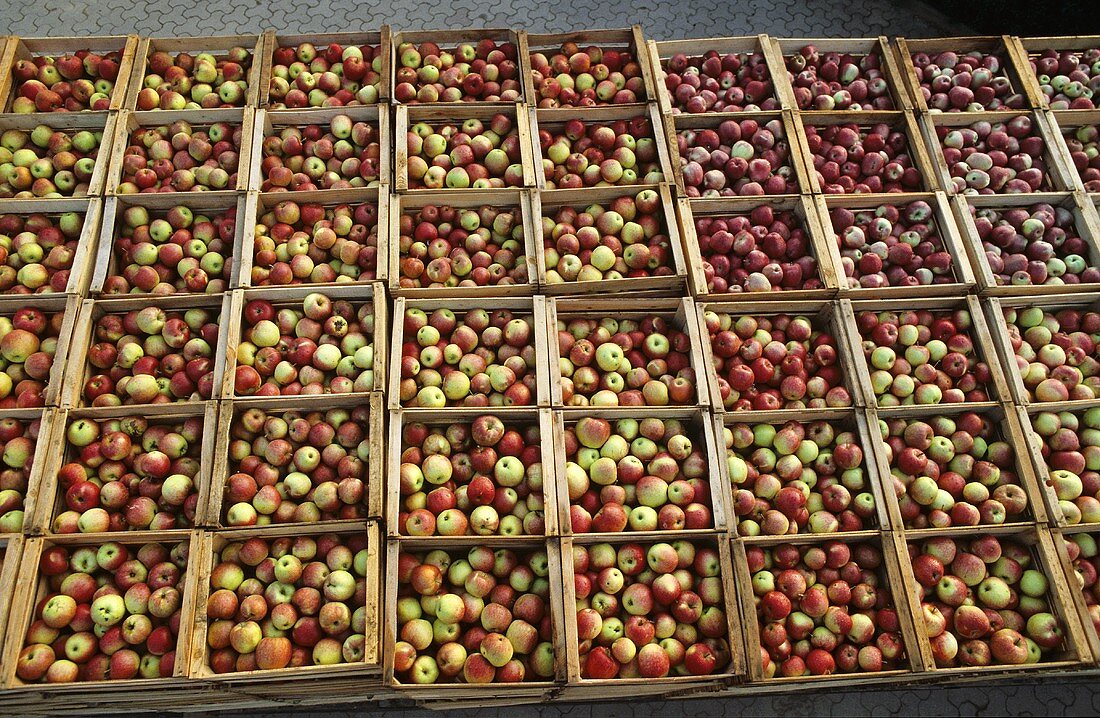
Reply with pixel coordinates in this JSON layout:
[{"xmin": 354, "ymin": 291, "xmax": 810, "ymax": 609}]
[
  {"xmin": 0, "ymin": 197, "xmax": 103, "ymax": 298},
  {"xmin": 236, "ymin": 187, "xmax": 388, "ymax": 289},
  {"xmin": 0, "ymin": 35, "xmax": 139, "ymax": 113},
  {"xmin": 258, "ymin": 29, "xmax": 392, "ymax": 107},
  {"xmin": 0, "ymin": 293, "xmax": 83, "ymax": 409},
  {"xmin": 387, "ymin": 188, "xmax": 538, "ymax": 297},
  {"xmin": 204, "ymin": 392, "xmax": 384, "ymax": 526},
  {"xmin": 390, "ymin": 29, "xmax": 525, "ymax": 105},
  {"xmin": 0, "ymin": 110, "xmax": 119, "ymax": 199},
  {"xmin": 1014, "ymin": 36, "xmax": 1100, "ymax": 112},
  {"xmin": 123, "ymin": 35, "xmax": 265, "ymax": 111},
  {"xmin": 769, "ymin": 37, "xmax": 912, "ymax": 113},
  {"xmin": 25, "ymin": 401, "xmax": 218, "ymax": 537},
  {"xmin": 186, "ymin": 520, "xmax": 382, "ymax": 681},
  {"xmin": 0, "ymin": 408, "xmax": 58, "ymax": 539}
]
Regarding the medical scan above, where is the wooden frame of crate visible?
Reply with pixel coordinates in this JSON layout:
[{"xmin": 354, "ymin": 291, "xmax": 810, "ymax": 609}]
[
  {"xmin": 0, "ymin": 110, "xmax": 120, "ymax": 200},
  {"xmin": 0, "ymin": 35, "xmax": 139, "ymax": 112},
  {"xmin": 122, "ymin": 35, "xmax": 266, "ymax": 111},
  {"xmin": 769, "ymin": 36, "xmax": 913, "ymax": 113}
]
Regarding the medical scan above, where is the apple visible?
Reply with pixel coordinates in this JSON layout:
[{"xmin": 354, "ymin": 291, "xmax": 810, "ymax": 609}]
[
  {"xmin": 932, "ymin": 115, "xmax": 1049, "ymax": 194},
  {"xmin": 537, "ymin": 116, "xmax": 664, "ymax": 189},
  {"xmin": 267, "ymin": 41, "xmax": 383, "ymax": 108},
  {"xmin": 406, "ymin": 114, "xmax": 525, "ymax": 190},
  {"xmin": 115, "ymin": 120, "xmax": 243, "ymax": 193},
  {"xmin": 908, "ymin": 49, "xmax": 1026, "ymax": 111},
  {"xmin": 784, "ymin": 44, "xmax": 896, "ymax": 110},
  {"xmin": 0, "ymin": 307, "xmax": 67, "ymax": 406},
  {"xmin": 805, "ymin": 122, "xmax": 925, "ymax": 194},
  {"xmin": 1062, "ymin": 123, "xmax": 1100, "ymax": 191},
  {"xmin": 530, "ymin": 41, "xmax": 646, "ymax": 107},
  {"xmin": 9, "ymin": 48, "xmax": 125, "ymax": 113},
  {"xmin": 0, "ymin": 124, "xmax": 103, "ymax": 198},
  {"xmin": 1000, "ymin": 304, "xmax": 1100, "ymax": 403},
  {"xmin": 137, "ymin": 47, "xmax": 253, "ymax": 110},
  {"xmin": 259, "ymin": 115, "xmax": 381, "ymax": 192},
  {"xmin": 675, "ymin": 118, "xmax": 798, "ymax": 197},
  {"xmin": 0, "ymin": 210, "xmax": 87, "ymax": 294},
  {"xmin": 251, "ymin": 199, "xmax": 379, "ymax": 285},
  {"xmin": 393, "ymin": 39, "xmax": 520, "ymax": 103},
  {"xmin": 660, "ymin": 49, "xmax": 778, "ymax": 114}
]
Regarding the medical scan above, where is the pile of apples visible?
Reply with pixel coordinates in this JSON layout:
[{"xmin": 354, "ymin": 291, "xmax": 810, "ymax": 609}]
[
  {"xmin": 396, "ymin": 203, "xmax": 528, "ymax": 290},
  {"xmin": 934, "ymin": 115, "xmax": 1049, "ymax": 194},
  {"xmin": 562, "ymin": 416, "xmax": 713, "ymax": 534},
  {"xmin": 537, "ymin": 116, "xmax": 664, "ymax": 188},
  {"xmin": 136, "ymin": 47, "xmax": 253, "ymax": 110},
  {"xmin": 232, "ymin": 293, "xmax": 375, "ymax": 397},
  {"xmin": 398, "ymin": 306, "xmax": 539, "ymax": 408},
  {"xmin": 252, "ymin": 200, "xmax": 380, "ymax": 286},
  {"xmin": 573, "ymin": 540, "xmax": 732, "ymax": 678},
  {"xmin": 117, "ymin": 120, "xmax": 243, "ymax": 193},
  {"xmin": 10, "ymin": 49, "xmax": 125, "ymax": 112},
  {"xmin": 0, "ymin": 209, "xmax": 86, "ymax": 294},
  {"xmin": 394, "ymin": 546, "xmax": 556, "ymax": 683},
  {"xmin": 1063, "ymin": 124, "xmax": 1100, "ymax": 191},
  {"xmin": 0, "ymin": 124, "xmax": 102, "ymax": 198},
  {"xmin": 967, "ymin": 201, "xmax": 1097, "ymax": 287},
  {"xmin": 0, "ymin": 415, "xmax": 45, "ymax": 532},
  {"xmin": 1061, "ymin": 533, "xmax": 1100, "ymax": 634},
  {"xmin": 701, "ymin": 310, "xmax": 853, "ymax": 411},
  {"xmin": 725, "ymin": 419, "xmax": 876, "ymax": 536},
  {"xmin": 0, "ymin": 306, "xmax": 66, "ymax": 407},
  {"xmin": 83, "ymin": 306, "xmax": 220, "ymax": 406},
  {"xmin": 554, "ymin": 313, "xmax": 697, "ymax": 407},
  {"xmin": 206, "ymin": 532, "xmax": 371, "ymax": 672},
  {"xmin": 661, "ymin": 50, "xmax": 778, "ymax": 114},
  {"xmin": 397, "ymin": 414, "xmax": 546, "ymax": 537},
  {"xmin": 694, "ymin": 207, "xmax": 823, "ymax": 294},
  {"xmin": 784, "ymin": 44, "xmax": 896, "ymax": 110},
  {"xmin": 1026, "ymin": 407, "xmax": 1100, "ymax": 525},
  {"xmin": 14, "ymin": 538, "xmax": 189, "ymax": 683},
  {"xmin": 908, "ymin": 535, "xmax": 1066, "ymax": 667},
  {"xmin": 676, "ymin": 119, "xmax": 798, "ymax": 197},
  {"xmin": 406, "ymin": 114, "xmax": 525, "ymax": 190},
  {"xmin": 223, "ymin": 406, "xmax": 371, "ymax": 527},
  {"xmin": 542, "ymin": 189, "xmax": 677, "ymax": 286},
  {"xmin": 747, "ymin": 540, "xmax": 906, "ymax": 677},
  {"xmin": 101, "ymin": 204, "xmax": 235, "ymax": 296},
  {"xmin": 1000, "ymin": 305, "xmax": 1100, "ymax": 403},
  {"xmin": 53, "ymin": 415, "xmax": 203, "ymax": 533},
  {"xmin": 259, "ymin": 115, "xmax": 382, "ymax": 192},
  {"xmin": 804, "ymin": 122, "xmax": 925, "ymax": 194},
  {"xmin": 829, "ymin": 200, "xmax": 956, "ymax": 290},
  {"xmin": 879, "ymin": 412, "xmax": 1030, "ymax": 529},
  {"xmin": 530, "ymin": 42, "xmax": 647, "ymax": 108},
  {"xmin": 908, "ymin": 50, "xmax": 1027, "ymax": 111},
  {"xmin": 1029, "ymin": 48, "xmax": 1100, "ymax": 110},
  {"xmin": 268, "ymin": 41, "xmax": 384, "ymax": 107},
  {"xmin": 394, "ymin": 40, "xmax": 521, "ymax": 103},
  {"xmin": 854, "ymin": 308, "xmax": 995, "ymax": 406}
]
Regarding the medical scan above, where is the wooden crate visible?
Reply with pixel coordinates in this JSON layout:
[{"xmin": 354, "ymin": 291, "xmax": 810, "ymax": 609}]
[
  {"xmin": 88, "ymin": 192, "xmax": 247, "ymax": 299},
  {"xmin": 730, "ymin": 530, "xmax": 930, "ymax": 681},
  {"xmin": 819, "ymin": 191, "xmax": 976, "ymax": 299},
  {"xmin": 186, "ymin": 520, "xmax": 381, "ymax": 680},
  {"xmin": 236, "ymin": 187, "xmax": 388, "ymax": 290},
  {"xmin": 385, "ymin": 407, "xmax": 558, "ymax": 538},
  {"xmin": 522, "ymin": 27, "xmax": 657, "ymax": 110},
  {"xmin": 0, "ymin": 408, "xmax": 58, "ymax": 539},
  {"xmin": 388, "ymin": 295, "xmax": 551, "ymax": 411},
  {"xmin": 248, "ymin": 104, "xmax": 391, "ymax": 192},
  {"xmin": 60, "ymin": 292, "xmax": 232, "ymax": 409},
  {"xmin": 695, "ymin": 298, "xmax": 866, "ymax": 413},
  {"xmin": 544, "ymin": 296, "xmax": 711, "ymax": 408},
  {"xmin": 205, "ymin": 392, "xmax": 384, "ymax": 526},
  {"xmin": 532, "ymin": 184, "xmax": 688, "ymax": 296},
  {"xmin": 1014, "ymin": 402, "xmax": 1100, "ymax": 530},
  {"xmin": 981, "ymin": 293, "xmax": 1100, "ymax": 408},
  {"xmin": 104, "ymin": 108, "xmax": 256, "ymax": 197},
  {"xmin": 1043, "ymin": 108, "xmax": 1100, "ymax": 194},
  {"xmin": 917, "ymin": 110, "xmax": 1080, "ymax": 195},
  {"xmin": 530, "ymin": 103, "xmax": 676, "ymax": 191},
  {"xmin": 716, "ymin": 408, "xmax": 894, "ymax": 536},
  {"xmin": 1014, "ymin": 36, "xmax": 1100, "ymax": 112},
  {"xmin": 1048, "ymin": 526, "xmax": 1100, "ymax": 666},
  {"xmin": 0, "ymin": 529, "xmax": 202, "ymax": 690},
  {"xmin": 218, "ymin": 282, "xmax": 387, "ymax": 400},
  {"xmin": 676, "ymin": 193, "xmax": 841, "ymax": 300},
  {"xmin": 556, "ymin": 532, "xmax": 742, "ymax": 695},
  {"xmin": 0, "ymin": 110, "xmax": 119, "ymax": 200},
  {"xmin": 394, "ymin": 102, "xmax": 536, "ymax": 192},
  {"xmin": 258, "ymin": 28, "xmax": 392, "ymax": 106},
  {"xmin": 0, "ymin": 197, "xmax": 103, "ymax": 298},
  {"xmin": 387, "ymin": 188, "xmax": 538, "ymax": 297},
  {"xmin": 870, "ymin": 402, "xmax": 1050, "ymax": 531},
  {"xmin": 795, "ymin": 110, "xmax": 938, "ymax": 196},
  {"xmin": 25, "ymin": 401, "xmax": 218, "ymax": 537},
  {"xmin": 662, "ymin": 109, "xmax": 811, "ymax": 197},
  {"xmin": 949, "ymin": 190, "xmax": 1100, "ymax": 297},
  {"xmin": 0, "ymin": 294, "xmax": 82, "ymax": 409},
  {"xmin": 383, "ymin": 536, "xmax": 566, "ymax": 697},
  {"xmin": 769, "ymin": 37, "xmax": 912, "ymax": 113},
  {"xmin": 843, "ymin": 294, "xmax": 1013, "ymax": 408},
  {"xmin": 391, "ymin": 29, "xmax": 525, "ymax": 105},
  {"xmin": 551, "ymin": 407, "xmax": 730, "ymax": 537},
  {"xmin": 123, "ymin": 35, "xmax": 265, "ymax": 111},
  {"xmin": 892, "ymin": 524, "xmax": 1094, "ymax": 673},
  {"xmin": 645, "ymin": 35, "xmax": 787, "ymax": 118},
  {"xmin": 0, "ymin": 35, "xmax": 139, "ymax": 113},
  {"xmin": 893, "ymin": 36, "xmax": 1042, "ymax": 114}
]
